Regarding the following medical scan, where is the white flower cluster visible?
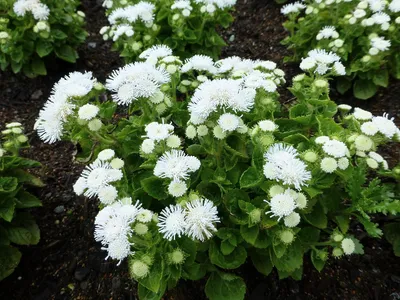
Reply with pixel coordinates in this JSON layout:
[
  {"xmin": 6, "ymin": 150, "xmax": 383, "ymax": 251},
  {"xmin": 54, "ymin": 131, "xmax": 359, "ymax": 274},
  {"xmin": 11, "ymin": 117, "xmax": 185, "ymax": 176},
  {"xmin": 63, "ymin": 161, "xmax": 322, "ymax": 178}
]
[
  {"xmin": 73, "ymin": 149, "xmax": 124, "ymax": 204},
  {"xmin": 195, "ymin": 0, "xmax": 237, "ymax": 13},
  {"xmin": 105, "ymin": 61, "xmax": 170, "ymax": 105},
  {"xmin": 158, "ymin": 198, "xmax": 220, "ymax": 241},
  {"xmin": 316, "ymin": 26, "xmax": 339, "ymax": 40},
  {"xmin": 154, "ymin": 150, "xmax": 201, "ymax": 197},
  {"xmin": 300, "ymin": 49, "xmax": 346, "ymax": 75},
  {"xmin": 315, "ymin": 136, "xmax": 351, "ymax": 173},
  {"xmin": 281, "ymin": 2, "xmax": 306, "ymax": 15},
  {"xmin": 35, "ymin": 72, "xmax": 96, "ymax": 143},
  {"xmin": 171, "ymin": 0, "xmax": 193, "ymax": 17},
  {"xmin": 265, "ymin": 186, "xmax": 307, "ymax": 228},
  {"xmin": 139, "ymin": 44, "xmax": 174, "ymax": 64},
  {"xmin": 263, "ymin": 143, "xmax": 312, "ymax": 190},
  {"xmin": 141, "ymin": 121, "xmax": 181, "ymax": 154},
  {"xmin": 369, "ymin": 35, "xmax": 391, "ymax": 55},
  {"xmin": 13, "ymin": 0, "xmax": 50, "ymax": 21}
]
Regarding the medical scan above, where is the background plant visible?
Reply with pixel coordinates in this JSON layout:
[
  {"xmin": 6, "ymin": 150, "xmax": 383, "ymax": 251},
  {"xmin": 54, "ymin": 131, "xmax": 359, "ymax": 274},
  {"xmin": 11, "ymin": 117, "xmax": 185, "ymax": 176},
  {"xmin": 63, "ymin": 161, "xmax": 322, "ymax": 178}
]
[
  {"xmin": 0, "ymin": 122, "xmax": 43, "ymax": 281},
  {"xmin": 281, "ymin": 0, "xmax": 400, "ymax": 99},
  {"xmin": 100, "ymin": 0, "xmax": 235, "ymax": 62},
  {"xmin": 0, "ymin": 0, "xmax": 87, "ymax": 77},
  {"xmin": 36, "ymin": 46, "xmax": 400, "ymax": 299}
]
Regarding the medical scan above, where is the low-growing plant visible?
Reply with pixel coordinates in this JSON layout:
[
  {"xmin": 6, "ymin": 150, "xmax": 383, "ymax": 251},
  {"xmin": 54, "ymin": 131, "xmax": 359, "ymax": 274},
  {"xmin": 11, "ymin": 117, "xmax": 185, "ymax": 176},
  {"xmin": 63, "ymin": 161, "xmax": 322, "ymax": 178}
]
[
  {"xmin": 100, "ymin": 0, "xmax": 235, "ymax": 62},
  {"xmin": 36, "ymin": 46, "xmax": 400, "ymax": 299},
  {"xmin": 0, "ymin": 122, "xmax": 43, "ymax": 281},
  {"xmin": 280, "ymin": 0, "xmax": 400, "ymax": 99},
  {"xmin": 0, "ymin": 0, "xmax": 87, "ymax": 77}
]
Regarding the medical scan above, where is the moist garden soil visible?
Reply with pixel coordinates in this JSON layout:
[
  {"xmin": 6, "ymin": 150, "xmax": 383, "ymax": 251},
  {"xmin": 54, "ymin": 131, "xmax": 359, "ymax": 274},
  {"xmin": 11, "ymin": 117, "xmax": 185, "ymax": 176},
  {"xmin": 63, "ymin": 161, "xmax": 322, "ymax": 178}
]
[{"xmin": 0, "ymin": 0, "xmax": 399, "ymax": 299}]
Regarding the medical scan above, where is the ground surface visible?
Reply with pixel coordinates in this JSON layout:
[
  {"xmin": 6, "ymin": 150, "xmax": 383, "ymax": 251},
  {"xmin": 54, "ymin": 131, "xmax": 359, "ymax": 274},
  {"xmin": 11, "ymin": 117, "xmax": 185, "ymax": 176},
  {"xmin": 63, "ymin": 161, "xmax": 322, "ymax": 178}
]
[{"xmin": 0, "ymin": 0, "xmax": 399, "ymax": 299}]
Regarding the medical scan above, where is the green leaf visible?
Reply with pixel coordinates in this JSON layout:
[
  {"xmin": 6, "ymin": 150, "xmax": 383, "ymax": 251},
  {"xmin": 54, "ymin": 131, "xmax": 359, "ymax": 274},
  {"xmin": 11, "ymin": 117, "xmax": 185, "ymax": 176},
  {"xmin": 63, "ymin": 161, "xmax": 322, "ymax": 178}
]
[
  {"xmin": 138, "ymin": 284, "xmax": 163, "ymax": 300},
  {"xmin": 15, "ymin": 190, "xmax": 42, "ymax": 209},
  {"xmin": 4, "ymin": 212, "xmax": 40, "ymax": 245},
  {"xmin": 303, "ymin": 202, "xmax": 327, "ymax": 229},
  {"xmin": 316, "ymin": 116, "xmax": 342, "ymax": 135},
  {"xmin": 250, "ymin": 250, "xmax": 273, "ymax": 276},
  {"xmin": 271, "ymin": 239, "xmax": 303, "ymax": 273},
  {"xmin": 0, "ymin": 245, "xmax": 21, "ymax": 281},
  {"xmin": 55, "ymin": 45, "xmax": 77, "ymax": 63},
  {"xmin": 336, "ymin": 77, "xmax": 352, "ymax": 94},
  {"xmin": 0, "ymin": 177, "xmax": 18, "ymax": 193},
  {"xmin": 353, "ymin": 79, "xmax": 377, "ymax": 100},
  {"xmin": 6, "ymin": 169, "xmax": 44, "ymax": 187},
  {"xmin": 31, "ymin": 57, "xmax": 47, "ymax": 76},
  {"xmin": 298, "ymin": 227, "xmax": 320, "ymax": 244},
  {"xmin": 225, "ymin": 135, "xmax": 248, "ymax": 158},
  {"xmin": 239, "ymin": 167, "xmax": 262, "ymax": 189},
  {"xmin": 205, "ymin": 272, "xmax": 246, "ymax": 300},
  {"xmin": 187, "ymin": 144, "xmax": 206, "ymax": 156},
  {"xmin": 2, "ymin": 157, "xmax": 41, "ymax": 170},
  {"xmin": 140, "ymin": 177, "xmax": 168, "ymax": 200},
  {"xmin": 0, "ymin": 197, "xmax": 16, "ymax": 222},
  {"xmin": 209, "ymin": 240, "xmax": 247, "ymax": 269},
  {"xmin": 373, "ymin": 69, "xmax": 389, "ymax": 87},
  {"xmin": 137, "ymin": 258, "xmax": 165, "ymax": 293},
  {"xmin": 51, "ymin": 29, "xmax": 68, "ymax": 39},
  {"xmin": 355, "ymin": 215, "xmax": 382, "ymax": 238},
  {"xmin": 384, "ymin": 223, "xmax": 400, "ymax": 257},
  {"xmin": 183, "ymin": 29, "xmax": 197, "ymax": 41},
  {"xmin": 311, "ymin": 249, "xmax": 326, "ymax": 272},
  {"xmin": 36, "ymin": 40, "xmax": 53, "ymax": 57},
  {"xmin": 11, "ymin": 60, "xmax": 22, "ymax": 74},
  {"xmin": 220, "ymin": 240, "xmax": 235, "ymax": 255},
  {"xmin": 335, "ymin": 215, "xmax": 350, "ymax": 234}
]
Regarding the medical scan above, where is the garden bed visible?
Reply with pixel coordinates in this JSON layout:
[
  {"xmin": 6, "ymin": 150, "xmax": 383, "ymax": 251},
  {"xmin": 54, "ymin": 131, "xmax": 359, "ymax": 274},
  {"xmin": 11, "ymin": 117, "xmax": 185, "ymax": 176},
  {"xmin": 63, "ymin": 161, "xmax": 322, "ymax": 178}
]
[{"xmin": 0, "ymin": 0, "xmax": 399, "ymax": 299}]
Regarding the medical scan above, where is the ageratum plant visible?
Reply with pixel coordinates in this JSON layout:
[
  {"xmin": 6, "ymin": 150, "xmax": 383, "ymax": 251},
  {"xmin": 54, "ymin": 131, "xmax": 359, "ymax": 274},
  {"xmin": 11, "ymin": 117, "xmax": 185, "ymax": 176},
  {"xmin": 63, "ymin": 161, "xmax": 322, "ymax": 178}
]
[
  {"xmin": 100, "ymin": 0, "xmax": 235, "ymax": 62},
  {"xmin": 0, "ymin": 0, "xmax": 87, "ymax": 76},
  {"xmin": 36, "ymin": 46, "xmax": 400, "ymax": 299},
  {"xmin": 281, "ymin": 0, "xmax": 400, "ymax": 99},
  {"xmin": 0, "ymin": 122, "xmax": 43, "ymax": 281}
]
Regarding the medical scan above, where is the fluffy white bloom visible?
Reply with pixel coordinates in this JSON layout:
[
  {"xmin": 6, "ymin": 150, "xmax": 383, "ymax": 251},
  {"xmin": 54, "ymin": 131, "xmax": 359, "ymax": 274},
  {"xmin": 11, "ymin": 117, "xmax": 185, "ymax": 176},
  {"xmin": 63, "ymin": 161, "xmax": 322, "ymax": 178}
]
[
  {"xmin": 299, "ymin": 57, "xmax": 316, "ymax": 70},
  {"xmin": 154, "ymin": 150, "xmax": 200, "ymax": 181},
  {"xmin": 371, "ymin": 113, "xmax": 398, "ymax": 138},
  {"xmin": 144, "ymin": 121, "xmax": 174, "ymax": 141},
  {"xmin": 158, "ymin": 204, "xmax": 187, "ymax": 240},
  {"xmin": 185, "ymin": 198, "xmax": 220, "ymax": 241},
  {"xmin": 284, "ymin": 212, "xmax": 301, "ymax": 228},
  {"xmin": 341, "ymin": 238, "xmax": 355, "ymax": 255},
  {"xmin": 370, "ymin": 36, "xmax": 391, "ymax": 51},
  {"xmin": 73, "ymin": 177, "xmax": 87, "ymax": 196},
  {"xmin": 168, "ymin": 180, "xmax": 188, "ymax": 197},
  {"xmin": 322, "ymin": 140, "xmax": 348, "ymax": 158},
  {"xmin": 263, "ymin": 143, "xmax": 311, "ymax": 190},
  {"xmin": 265, "ymin": 190, "xmax": 297, "ymax": 220},
  {"xmin": 338, "ymin": 104, "xmax": 352, "ymax": 111},
  {"xmin": 194, "ymin": 0, "xmax": 236, "ymax": 9},
  {"xmin": 338, "ymin": 157, "xmax": 350, "ymax": 170},
  {"xmin": 75, "ymin": 160, "xmax": 123, "ymax": 198},
  {"xmin": 136, "ymin": 209, "xmax": 153, "ymax": 223},
  {"xmin": 368, "ymin": 151, "xmax": 384, "ymax": 163},
  {"xmin": 315, "ymin": 136, "xmax": 330, "ymax": 144},
  {"xmin": 106, "ymin": 62, "xmax": 170, "ymax": 105},
  {"xmin": 36, "ymin": 72, "xmax": 96, "ymax": 143},
  {"xmin": 166, "ymin": 135, "xmax": 181, "ymax": 148},
  {"xmin": 215, "ymin": 56, "xmax": 243, "ymax": 73},
  {"xmin": 366, "ymin": 157, "xmax": 379, "ymax": 168},
  {"xmin": 368, "ymin": 0, "xmax": 386, "ymax": 11},
  {"xmin": 112, "ymin": 24, "xmax": 134, "ymax": 41},
  {"xmin": 139, "ymin": 45, "xmax": 173, "ymax": 63},
  {"xmin": 254, "ymin": 60, "xmax": 277, "ymax": 70},
  {"xmin": 141, "ymin": 139, "xmax": 155, "ymax": 154},
  {"xmin": 111, "ymin": 158, "xmax": 125, "ymax": 169},
  {"xmin": 181, "ymin": 55, "xmax": 217, "ymax": 73},
  {"xmin": 353, "ymin": 107, "xmax": 372, "ymax": 120},
  {"xmin": 78, "ymin": 104, "xmax": 99, "ymax": 121},
  {"xmin": 258, "ymin": 120, "xmax": 277, "ymax": 132},
  {"xmin": 301, "ymin": 49, "xmax": 341, "ymax": 75},
  {"xmin": 280, "ymin": 2, "xmax": 305, "ymax": 14},
  {"xmin": 14, "ymin": 0, "xmax": 50, "ymax": 20},
  {"xmin": 103, "ymin": 237, "xmax": 131, "ymax": 264},
  {"xmin": 389, "ymin": 0, "xmax": 400, "ymax": 12},
  {"xmin": 188, "ymin": 79, "xmax": 256, "ymax": 124},
  {"xmin": 354, "ymin": 135, "xmax": 373, "ymax": 151},
  {"xmin": 295, "ymin": 193, "xmax": 308, "ymax": 209},
  {"xmin": 320, "ymin": 157, "xmax": 338, "ymax": 173},
  {"xmin": 361, "ymin": 121, "xmax": 379, "ymax": 136},
  {"xmin": 171, "ymin": 0, "xmax": 193, "ymax": 13},
  {"xmin": 185, "ymin": 125, "xmax": 197, "ymax": 139},
  {"xmin": 217, "ymin": 113, "xmax": 241, "ymax": 132},
  {"xmin": 98, "ymin": 185, "xmax": 118, "ymax": 205},
  {"xmin": 333, "ymin": 62, "xmax": 346, "ymax": 75},
  {"xmin": 98, "ymin": 149, "xmax": 115, "ymax": 161},
  {"xmin": 213, "ymin": 125, "xmax": 227, "ymax": 140},
  {"xmin": 108, "ymin": 2, "xmax": 155, "ymax": 24},
  {"xmin": 317, "ymin": 26, "xmax": 339, "ymax": 39}
]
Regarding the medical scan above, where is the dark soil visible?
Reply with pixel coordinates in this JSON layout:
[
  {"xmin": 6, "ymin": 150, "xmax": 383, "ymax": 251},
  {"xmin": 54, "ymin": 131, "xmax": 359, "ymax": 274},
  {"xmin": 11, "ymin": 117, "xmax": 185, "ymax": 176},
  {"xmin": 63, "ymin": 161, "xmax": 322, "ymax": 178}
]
[{"xmin": 0, "ymin": 0, "xmax": 399, "ymax": 299}]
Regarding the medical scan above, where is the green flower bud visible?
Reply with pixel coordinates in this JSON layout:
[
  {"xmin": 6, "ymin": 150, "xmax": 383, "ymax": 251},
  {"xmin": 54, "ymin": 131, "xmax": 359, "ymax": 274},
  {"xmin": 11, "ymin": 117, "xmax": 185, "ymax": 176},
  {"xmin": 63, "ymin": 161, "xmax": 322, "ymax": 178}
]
[
  {"xmin": 129, "ymin": 260, "xmax": 150, "ymax": 278},
  {"xmin": 134, "ymin": 223, "xmax": 148, "ymax": 235},
  {"xmin": 280, "ymin": 230, "xmax": 295, "ymax": 244},
  {"xmin": 332, "ymin": 232, "xmax": 344, "ymax": 242},
  {"xmin": 332, "ymin": 247, "xmax": 344, "ymax": 258},
  {"xmin": 168, "ymin": 249, "xmax": 186, "ymax": 265},
  {"xmin": 249, "ymin": 208, "xmax": 262, "ymax": 224}
]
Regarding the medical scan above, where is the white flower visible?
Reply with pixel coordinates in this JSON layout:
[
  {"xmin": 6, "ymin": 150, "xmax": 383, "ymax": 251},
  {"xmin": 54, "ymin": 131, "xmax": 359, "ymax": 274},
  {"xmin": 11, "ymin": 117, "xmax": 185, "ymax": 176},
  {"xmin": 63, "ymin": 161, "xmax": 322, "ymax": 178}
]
[
  {"xmin": 320, "ymin": 157, "xmax": 338, "ymax": 173},
  {"xmin": 302, "ymin": 49, "xmax": 341, "ymax": 75},
  {"xmin": 106, "ymin": 62, "xmax": 170, "ymax": 105},
  {"xmin": 368, "ymin": 0, "xmax": 386, "ymax": 11},
  {"xmin": 88, "ymin": 119, "xmax": 102, "ymax": 131},
  {"xmin": 14, "ymin": 0, "xmax": 50, "ymax": 20},
  {"xmin": 197, "ymin": 125, "xmax": 209, "ymax": 136},
  {"xmin": 366, "ymin": 157, "xmax": 379, "ymax": 169},
  {"xmin": 158, "ymin": 204, "xmax": 187, "ymax": 240},
  {"xmin": 370, "ymin": 36, "xmax": 391, "ymax": 51},
  {"xmin": 258, "ymin": 120, "xmax": 277, "ymax": 132},
  {"xmin": 265, "ymin": 190, "xmax": 297, "ymax": 220},
  {"xmin": 368, "ymin": 151, "xmax": 384, "ymax": 163},
  {"xmin": 185, "ymin": 198, "xmax": 220, "ymax": 241},
  {"xmin": 389, "ymin": 0, "xmax": 400, "ymax": 12},
  {"xmin": 154, "ymin": 150, "xmax": 200, "ymax": 181},
  {"xmin": 372, "ymin": 12, "xmax": 390, "ymax": 24},
  {"xmin": 322, "ymin": 140, "xmax": 348, "ymax": 158},
  {"xmin": 144, "ymin": 121, "xmax": 174, "ymax": 141},
  {"xmin": 171, "ymin": 0, "xmax": 193, "ymax": 12},
  {"xmin": 141, "ymin": 139, "xmax": 155, "ymax": 154},
  {"xmin": 108, "ymin": 2, "xmax": 155, "ymax": 24},
  {"xmin": 280, "ymin": 2, "xmax": 305, "ymax": 14},
  {"xmin": 333, "ymin": 62, "xmax": 346, "ymax": 75},
  {"xmin": 181, "ymin": 55, "xmax": 217, "ymax": 73},
  {"xmin": 78, "ymin": 104, "xmax": 99, "ymax": 121},
  {"xmin": 354, "ymin": 135, "xmax": 373, "ymax": 151},
  {"xmin": 295, "ymin": 193, "xmax": 308, "ymax": 209},
  {"xmin": 168, "ymin": 180, "xmax": 188, "ymax": 197},
  {"xmin": 315, "ymin": 136, "xmax": 330, "ymax": 144},
  {"xmin": 139, "ymin": 44, "xmax": 173, "ymax": 63},
  {"xmin": 299, "ymin": 57, "xmax": 316, "ymax": 70},
  {"xmin": 361, "ymin": 121, "xmax": 379, "ymax": 136},
  {"xmin": 102, "ymin": 237, "xmax": 131, "ymax": 264},
  {"xmin": 372, "ymin": 113, "xmax": 398, "ymax": 138},
  {"xmin": 166, "ymin": 135, "xmax": 181, "ymax": 148},
  {"xmin": 284, "ymin": 212, "xmax": 301, "ymax": 228},
  {"xmin": 338, "ymin": 157, "xmax": 349, "ymax": 170},
  {"xmin": 213, "ymin": 125, "xmax": 227, "ymax": 140},
  {"xmin": 110, "ymin": 158, "xmax": 125, "ymax": 169},
  {"xmin": 73, "ymin": 177, "xmax": 87, "ymax": 196},
  {"xmin": 317, "ymin": 26, "xmax": 339, "ymax": 39},
  {"xmin": 341, "ymin": 238, "xmax": 355, "ymax": 255},
  {"xmin": 353, "ymin": 107, "xmax": 372, "ymax": 120},
  {"xmin": 98, "ymin": 186, "xmax": 118, "ymax": 205},
  {"xmin": 217, "ymin": 113, "xmax": 241, "ymax": 132},
  {"xmin": 264, "ymin": 143, "xmax": 311, "ymax": 190},
  {"xmin": 185, "ymin": 125, "xmax": 197, "ymax": 139},
  {"xmin": 136, "ymin": 209, "xmax": 153, "ymax": 223},
  {"xmin": 98, "ymin": 149, "xmax": 115, "ymax": 161},
  {"xmin": 338, "ymin": 104, "xmax": 352, "ymax": 111},
  {"xmin": 188, "ymin": 79, "xmax": 256, "ymax": 124}
]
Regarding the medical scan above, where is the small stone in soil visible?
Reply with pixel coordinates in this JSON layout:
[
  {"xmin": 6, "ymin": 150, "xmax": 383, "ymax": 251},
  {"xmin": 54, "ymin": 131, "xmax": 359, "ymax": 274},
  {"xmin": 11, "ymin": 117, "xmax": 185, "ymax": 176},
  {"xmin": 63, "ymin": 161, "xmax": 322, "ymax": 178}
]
[
  {"xmin": 88, "ymin": 42, "xmax": 97, "ymax": 49},
  {"xmin": 74, "ymin": 267, "xmax": 90, "ymax": 281},
  {"xmin": 54, "ymin": 205, "xmax": 65, "ymax": 214},
  {"xmin": 80, "ymin": 281, "xmax": 89, "ymax": 290},
  {"xmin": 112, "ymin": 276, "xmax": 121, "ymax": 290},
  {"xmin": 31, "ymin": 90, "xmax": 43, "ymax": 100}
]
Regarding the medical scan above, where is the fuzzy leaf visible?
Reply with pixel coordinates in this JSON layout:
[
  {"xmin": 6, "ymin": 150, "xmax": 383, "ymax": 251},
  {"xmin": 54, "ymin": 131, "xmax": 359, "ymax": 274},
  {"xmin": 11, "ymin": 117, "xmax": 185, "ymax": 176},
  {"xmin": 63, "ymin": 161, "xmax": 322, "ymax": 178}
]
[{"xmin": 205, "ymin": 272, "xmax": 246, "ymax": 300}]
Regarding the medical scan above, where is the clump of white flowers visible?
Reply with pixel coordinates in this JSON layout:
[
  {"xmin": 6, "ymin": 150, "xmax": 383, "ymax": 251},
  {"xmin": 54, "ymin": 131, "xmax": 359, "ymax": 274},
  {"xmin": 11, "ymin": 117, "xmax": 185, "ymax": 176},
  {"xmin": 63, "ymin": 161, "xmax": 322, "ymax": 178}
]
[
  {"xmin": 300, "ymin": 49, "xmax": 345, "ymax": 76},
  {"xmin": 13, "ymin": 0, "xmax": 50, "ymax": 21}
]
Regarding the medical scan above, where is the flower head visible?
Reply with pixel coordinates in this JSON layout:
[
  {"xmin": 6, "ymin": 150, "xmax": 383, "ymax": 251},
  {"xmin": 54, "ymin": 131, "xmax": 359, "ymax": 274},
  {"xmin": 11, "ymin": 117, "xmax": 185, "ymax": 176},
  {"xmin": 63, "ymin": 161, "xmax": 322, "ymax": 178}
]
[
  {"xmin": 154, "ymin": 150, "xmax": 200, "ymax": 181},
  {"xmin": 265, "ymin": 190, "xmax": 297, "ymax": 220},
  {"xmin": 158, "ymin": 204, "xmax": 187, "ymax": 240}
]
